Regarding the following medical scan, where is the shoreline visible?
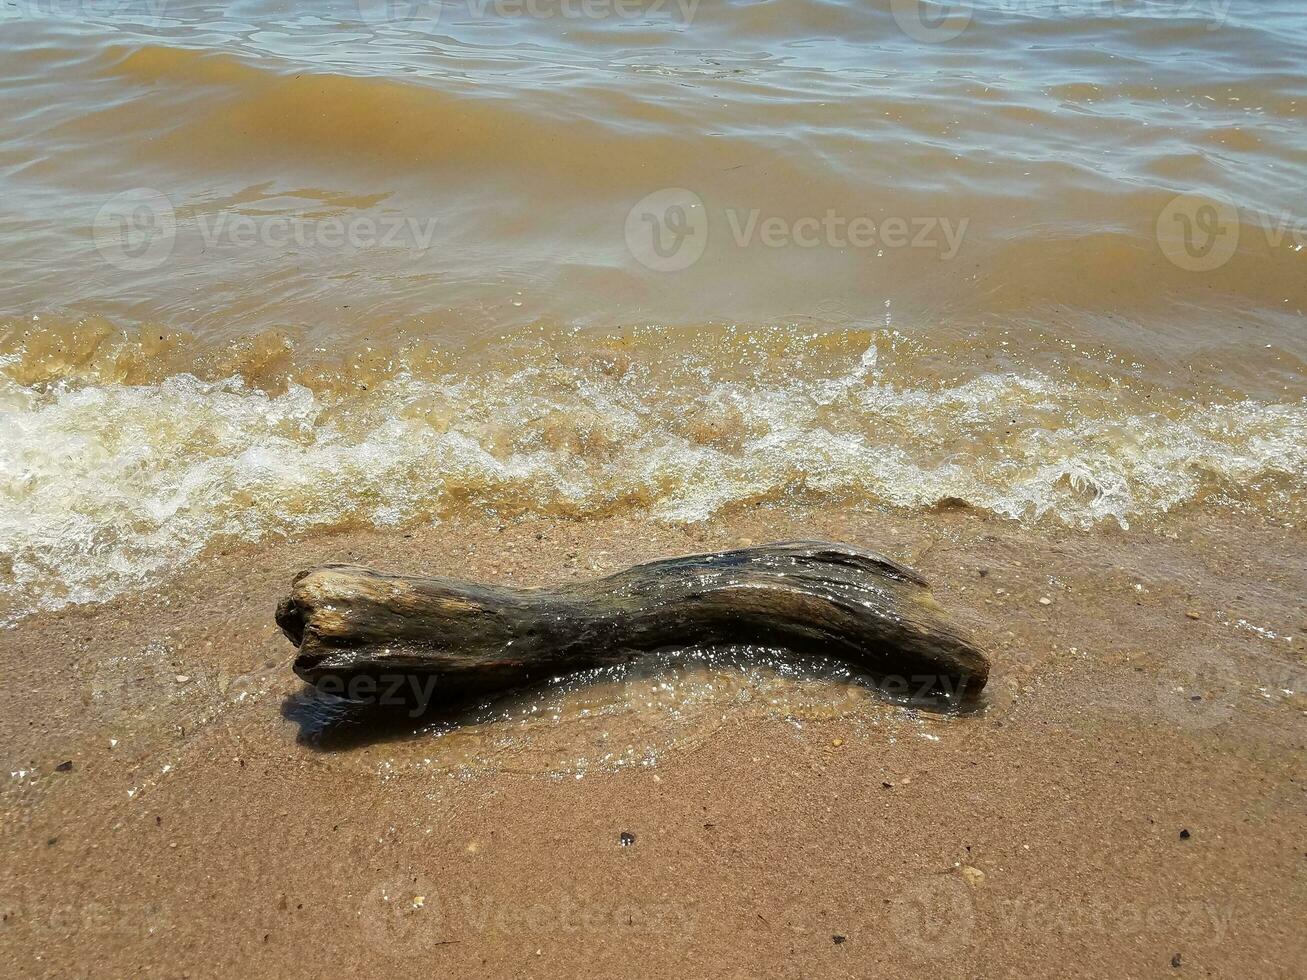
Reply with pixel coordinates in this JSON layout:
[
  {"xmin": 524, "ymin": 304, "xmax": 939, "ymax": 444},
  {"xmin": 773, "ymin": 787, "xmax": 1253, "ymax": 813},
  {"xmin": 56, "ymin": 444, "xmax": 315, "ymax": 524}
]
[{"xmin": 2, "ymin": 503, "xmax": 1304, "ymax": 976}]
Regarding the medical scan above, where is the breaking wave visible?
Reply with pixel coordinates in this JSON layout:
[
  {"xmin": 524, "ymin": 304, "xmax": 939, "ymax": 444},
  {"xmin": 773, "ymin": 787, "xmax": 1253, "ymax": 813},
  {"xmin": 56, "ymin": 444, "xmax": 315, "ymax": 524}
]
[{"xmin": 2, "ymin": 320, "xmax": 1303, "ymax": 622}]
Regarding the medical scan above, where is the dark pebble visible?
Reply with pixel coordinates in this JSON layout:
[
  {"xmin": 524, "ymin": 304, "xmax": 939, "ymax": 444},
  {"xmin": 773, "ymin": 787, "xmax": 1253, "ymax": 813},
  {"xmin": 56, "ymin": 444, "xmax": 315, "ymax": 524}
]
[
  {"xmin": 1171, "ymin": 953, "xmax": 1182, "ymax": 968},
  {"xmin": 620, "ymin": 831, "xmax": 635, "ymax": 847},
  {"xmin": 832, "ymin": 935, "xmax": 846, "ymax": 945},
  {"xmin": 1179, "ymin": 829, "xmax": 1190, "ymax": 840},
  {"xmin": 55, "ymin": 761, "xmax": 73, "ymax": 773}
]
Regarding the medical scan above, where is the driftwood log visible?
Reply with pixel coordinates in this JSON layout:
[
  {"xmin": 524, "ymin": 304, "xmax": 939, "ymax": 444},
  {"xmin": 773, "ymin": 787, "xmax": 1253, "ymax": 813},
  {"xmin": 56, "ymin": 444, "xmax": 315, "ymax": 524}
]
[{"xmin": 277, "ymin": 541, "xmax": 989, "ymax": 707}]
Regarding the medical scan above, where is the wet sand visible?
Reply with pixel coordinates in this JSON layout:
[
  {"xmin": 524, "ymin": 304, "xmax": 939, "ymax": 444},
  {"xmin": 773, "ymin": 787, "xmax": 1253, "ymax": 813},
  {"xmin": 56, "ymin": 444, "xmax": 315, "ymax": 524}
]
[{"xmin": 2, "ymin": 504, "xmax": 1304, "ymax": 977}]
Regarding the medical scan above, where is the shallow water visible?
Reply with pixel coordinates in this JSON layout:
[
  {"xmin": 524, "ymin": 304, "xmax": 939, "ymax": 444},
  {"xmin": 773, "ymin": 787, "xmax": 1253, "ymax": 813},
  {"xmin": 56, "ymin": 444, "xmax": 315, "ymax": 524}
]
[
  {"xmin": 1, "ymin": 0, "xmax": 1305, "ymax": 616},
  {"xmin": 84, "ymin": 637, "xmax": 965, "ymax": 779},
  {"xmin": 313, "ymin": 646, "xmax": 929, "ymax": 761}
]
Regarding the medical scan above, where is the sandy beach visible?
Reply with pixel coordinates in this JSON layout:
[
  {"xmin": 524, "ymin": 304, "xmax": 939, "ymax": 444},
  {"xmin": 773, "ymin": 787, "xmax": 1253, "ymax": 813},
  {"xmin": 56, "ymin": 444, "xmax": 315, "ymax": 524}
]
[
  {"xmin": 2, "ymin": 504, "xmax": 1303, "ymax": 977},
  {"xmin": 3, "ymin": 2, "xmax": 1307, "ymax": 976}
]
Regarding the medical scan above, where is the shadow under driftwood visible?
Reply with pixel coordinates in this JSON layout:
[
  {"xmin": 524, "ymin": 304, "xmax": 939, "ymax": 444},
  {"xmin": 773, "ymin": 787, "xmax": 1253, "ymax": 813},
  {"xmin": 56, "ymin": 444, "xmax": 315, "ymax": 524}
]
[
  {"xmin": 279, "ymin": 644, "xmax": 989, "ymax": 752},
  {"xmin": 276, "ymin": 541, "xmax": 992, "ymax": 750}
]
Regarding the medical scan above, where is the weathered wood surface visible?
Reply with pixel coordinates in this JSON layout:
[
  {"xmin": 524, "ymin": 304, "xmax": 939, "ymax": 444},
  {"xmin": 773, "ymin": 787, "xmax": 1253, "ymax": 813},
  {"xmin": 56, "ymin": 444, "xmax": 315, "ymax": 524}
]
[{"xmin": 277, "ymin": 541, "xmax": 989, "ymax": 706}]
